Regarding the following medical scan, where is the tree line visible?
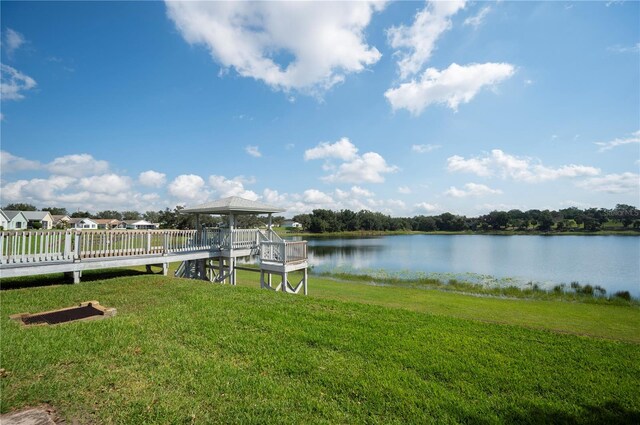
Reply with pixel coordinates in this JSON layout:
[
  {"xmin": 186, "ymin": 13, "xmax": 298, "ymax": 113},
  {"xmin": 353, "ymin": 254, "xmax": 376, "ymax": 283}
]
[
  {"xmin": 292, "ymin": 204, "xmax": 640, "ymax": 233},
  {"xmin": 4, "ymin": 202, "xmax": 639, "ymax": 233},
  {"xmin": 2, "ymin": 203, "xmax": 285, "ymax": 230}
]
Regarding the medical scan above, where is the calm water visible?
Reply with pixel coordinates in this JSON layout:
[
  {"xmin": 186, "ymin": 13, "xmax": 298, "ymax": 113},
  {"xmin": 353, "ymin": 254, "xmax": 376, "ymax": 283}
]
[{"xmin": 300, "ymin": 235, "xmax": 640, "ymax": 297}]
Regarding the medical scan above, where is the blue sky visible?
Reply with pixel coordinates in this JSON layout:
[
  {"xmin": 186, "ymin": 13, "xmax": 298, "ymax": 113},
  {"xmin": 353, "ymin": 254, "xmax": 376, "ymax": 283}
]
[{"xmin": 1, "ymin": 0, "xmax": 638, "ymax": 217}]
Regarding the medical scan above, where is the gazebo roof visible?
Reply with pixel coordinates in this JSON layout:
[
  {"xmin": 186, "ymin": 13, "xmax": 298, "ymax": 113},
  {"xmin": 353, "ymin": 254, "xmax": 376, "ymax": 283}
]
[{"xmin": 180, "ymin": 196, "xmax": 285, "ymax": 215}]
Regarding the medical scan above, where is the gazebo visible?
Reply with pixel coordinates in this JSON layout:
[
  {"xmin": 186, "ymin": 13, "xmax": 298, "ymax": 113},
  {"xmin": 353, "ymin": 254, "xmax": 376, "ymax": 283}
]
[{"xmin": 179, "ymin": 197, "xmax": 308, "ymax": 294}]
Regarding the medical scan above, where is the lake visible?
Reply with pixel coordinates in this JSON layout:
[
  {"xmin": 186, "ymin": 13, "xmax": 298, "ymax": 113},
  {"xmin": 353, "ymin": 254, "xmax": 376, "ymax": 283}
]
[{"xmin": 299, "ymin": 235, "xmax": 640, "ymax": 297}]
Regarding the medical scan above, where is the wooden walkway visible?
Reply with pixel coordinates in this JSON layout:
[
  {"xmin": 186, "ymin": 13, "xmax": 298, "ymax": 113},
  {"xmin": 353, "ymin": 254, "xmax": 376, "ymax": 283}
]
[{"xmin": 0, "ymin": 228, "xmax": 308, "ymax": 294}]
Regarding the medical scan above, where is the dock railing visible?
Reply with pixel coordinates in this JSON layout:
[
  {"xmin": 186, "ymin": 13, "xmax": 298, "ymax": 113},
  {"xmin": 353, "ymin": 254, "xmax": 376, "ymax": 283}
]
[
  {"xmin": 259, "ymin": 240, "xmax": 307, "ymax": 265},
  {"xmin": 0, "ymin": 229, "xmax": 212, "ymax": 266},
  {"xmin": 1, "ymin": 228, "xmax": 308, "ymax": 267}
]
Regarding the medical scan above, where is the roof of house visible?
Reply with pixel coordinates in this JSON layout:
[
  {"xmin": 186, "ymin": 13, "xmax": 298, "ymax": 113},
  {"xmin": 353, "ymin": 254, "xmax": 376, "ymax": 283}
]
[
  {"xmin": 181, "ymin": 196, "xmax": 285, "ymax": 215},
  {"xmin": 22, "ymin": 211, "xmax": 53, "ymax": 221},
  {"xmin": 123, "ymin": 220, "xmax": 155, "ymax": 225},
  {"xmin": 51, "ymin": 215, "xmax": 70, "ymax": 221},
  {"xmin": 93, "ymin": 218, "xmax": 122, "ymax": 225},
  {"xmin": 2, "ymin": 210, "xmax": 28, "ymax": 221},
  {"xmin": 69, "ymin": 217, "xmax": 97, "ymax": 224}
]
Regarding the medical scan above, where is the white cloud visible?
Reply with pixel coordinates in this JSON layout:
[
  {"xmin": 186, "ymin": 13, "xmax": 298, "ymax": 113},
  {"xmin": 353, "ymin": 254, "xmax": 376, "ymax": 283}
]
[
  {"xmin": 47, "ymin": 154, "xmax": 109, "ymax": 177},
  {"xmin": 1, "ymin": 64, "xmax": 37, "ymax": 101},
  {"xmin": 385, "ymin": 62, "xmax": 515, "ymax": 115},
  {"xmin": 398, "ymin": 186, "xmax": 412, "ymax": 194},
  {"xmin": 445, "ymin": 182, "xmax": 502, "ymax": 198},
  {"xmin": 304, "ymin": 137, "xmax": 358, "ymax": 161},
  {"xmin": 411, "ymin": 144, "xmax": 441, "ymax": 153},
  {"xmin": 387, "ymin": 0, "xmax": 466, "ymax": 79},
  {"xmin": 463, "ymin": 6, "xmax": 491, "ymax": 28},
  {"xmin": 168, "ymin": 174, "xmax": 207, "ymax": 201},
  {"xmin": 4, "ymin": 28, "xmax": 26, "ymax": 55},
  {"xmin": 386, "ymin": 199, "xmax": 406, "ymax": 210},
  {"xmin": 303, "ymin": 189, "xmax": 334, "ymax": 204},
  {"xmin": 166, "ymin": 1, "xmax": 385, "ymax": 95},
  {"xmin": 305, "ymin": 137, "xmax": 397, "ymax": 184},
  {"xmin": 335, "ymin": 186, "xmax": 375, "ymax": 199},
  {"xmin": 263, "ymin": 188, "xmax": 288, "ymax": 205},
  {"xmin": 594, "ymin": 130, "xmax": 640, "ymax": 152},
  {"xmin": 79, "ymin": 174, "xmax": 132, "ymax": 195},
  {"xmin": 576, "ymin": 172, "xmax": 640, "ymax": 194},
  {"xmin": 1, "ymin": 176, "xmax": 76, "ymax": 203},
  {"xmin": 607, "ymin": 43, "xmax": 640, "ymax": 54},
  {"xmin": 447, "ymin": 149, "xmax": 601, "ymax": 183},
  {"xmin": 245, "ymin": 145, "xmax": 262, "ymax": 158},
  {"xmin": 415, "ymin": 202, "xmax": 440, "ymax": 213},
  {"xmin": 139, "ymin": 170, "xmax": 167, "ymax": 188},
  {"xmin": 0, "ymin": 150, "xmax": 41, "ymax": 173},
  {"xmin": 350, "ymin": 186, "xmax": 374, "ymax": 198},
  {"xmin": 208, "ymin": 175, "xmax": 258, "ymax": 200},
  {"xmin": 323, "ymin": 152, "xmax": 398, "ymax": 184}
]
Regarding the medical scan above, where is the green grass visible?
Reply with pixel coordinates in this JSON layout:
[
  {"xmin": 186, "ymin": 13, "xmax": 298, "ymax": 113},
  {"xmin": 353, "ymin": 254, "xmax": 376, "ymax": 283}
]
[{"xmin": 1, "ymin": 271, "xmax": 639, "ymax": 423}]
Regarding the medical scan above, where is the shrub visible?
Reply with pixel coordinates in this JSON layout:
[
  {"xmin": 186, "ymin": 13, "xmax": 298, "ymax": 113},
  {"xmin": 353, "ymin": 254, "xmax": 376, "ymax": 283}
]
[{"xmin": 614, "ymin": 291, "xmax": 631, "ymax": 301}]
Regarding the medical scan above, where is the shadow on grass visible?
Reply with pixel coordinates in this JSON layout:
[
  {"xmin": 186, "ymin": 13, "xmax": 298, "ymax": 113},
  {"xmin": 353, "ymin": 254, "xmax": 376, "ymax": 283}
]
[
  {"xmin": 498, "ymin": 401, "xmax": 640, "ymax": 425},
  {"xmin": 0, "ymin": 268, "xmax": 151, "ymax": 291}
]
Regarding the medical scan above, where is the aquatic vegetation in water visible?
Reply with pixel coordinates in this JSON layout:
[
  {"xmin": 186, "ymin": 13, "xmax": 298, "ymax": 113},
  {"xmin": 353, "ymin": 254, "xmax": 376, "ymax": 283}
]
[{"xmin": 313, "ymin": 266, "xmax": 637, "ymax": 304}]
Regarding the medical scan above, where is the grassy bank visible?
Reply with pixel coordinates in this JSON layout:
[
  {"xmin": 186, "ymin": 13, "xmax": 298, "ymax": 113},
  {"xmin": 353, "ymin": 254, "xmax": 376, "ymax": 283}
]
[
  {"xmin": 2, "ymin": 270, "xmax": 639, "ymax": 423},
  {"xmin": 311, "ymin": 271, "xmax": 637, "ymax": 305}
]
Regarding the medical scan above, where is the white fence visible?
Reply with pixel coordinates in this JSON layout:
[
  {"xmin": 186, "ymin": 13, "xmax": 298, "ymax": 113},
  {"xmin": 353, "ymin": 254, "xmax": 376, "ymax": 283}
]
[
  {"xmin": 259, "ymin": 240, "xmax": 307, "ymax": 264},
  {"xmin": 1, "ymin": 229, "xmax": 307, "ymax": 267}
]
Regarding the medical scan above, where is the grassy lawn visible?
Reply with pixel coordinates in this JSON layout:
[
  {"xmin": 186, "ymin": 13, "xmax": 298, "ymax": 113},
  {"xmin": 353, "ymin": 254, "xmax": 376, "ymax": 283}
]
[{"xmin": 1, "ymin": 270, "xmax": 639, "ymax": 423}]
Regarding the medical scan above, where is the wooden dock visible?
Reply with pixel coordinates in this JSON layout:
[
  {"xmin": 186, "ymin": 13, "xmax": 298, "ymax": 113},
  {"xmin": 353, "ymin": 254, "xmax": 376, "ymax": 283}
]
[{"xmin": 0, "ymin": 227, "xmax": 308, "ymax": 294}]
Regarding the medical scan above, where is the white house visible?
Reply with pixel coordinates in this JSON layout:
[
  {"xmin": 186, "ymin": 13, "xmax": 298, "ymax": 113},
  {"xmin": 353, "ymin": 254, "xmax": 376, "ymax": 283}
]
[
  {"xmin": 51, "ymin": 215, "xmax": 71, "ymax": 228},
  {"xmin": 22, "ymin": 211, "xmax": 54, "ymax": 229},
  {"xmin": 124, "ymin": 220, "xmax": 159, "ymax": 230},
  {"xmin": 0, "ymin": 210, "xmax": 9, "ymax": 230},
  {"xmin": 69, "ymin": 217, "xmax": 98, "ymax": 229},
  {"xmin": 93, "ymin": 218, "xmax": 124, "ymax": 230},
  {"xmin": 282, "ymin": 220, "xmax": 302, "ymax": 228},
  {"xmin": 1, "ymin": 210, "xmax": 29, "ymax": 230}
]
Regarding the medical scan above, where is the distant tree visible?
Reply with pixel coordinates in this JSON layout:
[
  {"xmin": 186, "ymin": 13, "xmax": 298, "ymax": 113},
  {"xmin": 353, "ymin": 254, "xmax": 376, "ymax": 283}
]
[
  {"xmin": 337, "ymin": 209, "xmax": 359, "ymax": 231},
  {"xmin": 293, "ymin": 214, "xmax": 311, "ymax": 231},
  {"xmin": 4, "ymin": 203, "xmax": 37, "ymax": 211},
  {"xmin": 484, "ymin": 211, "xmax": 509, "ymax": 230},
  {"xmin": 272, "ymin": 216, "xmax": 285, "ymax": 227},
  {"xmin": 42, "ymin": 207, "xmax": 68, "ymax": 216},
  {"xmin": 612, "ymin": 204, "xmax": 639, "ymax": 227},
  {"xmin": 236, "ymin": 214, "xmax": 264, "ymax": 228},
  {"xmin": 412, "ymin": 216, "xmax": 437, "ymax": 232},
  {"xmin": 95, "ymin": 210, "xmax": 123, "ymax": 220},
  {"xmin": 122, "ymin": 210, "xmax": 142, "ymax": 221},
  {"xmin": 537, "ymin": 211, "xmax": 554, "ymax": 232},
  {"xmin": 143, "ymin": 211, "xmax": 161, "ymax": 224},
  {"xmin": 70, "ymin": 211, "xmax": 92, "ymax": 218}
]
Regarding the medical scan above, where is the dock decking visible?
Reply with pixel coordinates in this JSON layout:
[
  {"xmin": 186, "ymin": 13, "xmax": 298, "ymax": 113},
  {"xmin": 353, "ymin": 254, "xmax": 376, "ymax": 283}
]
[{"xmin": 0, "ymin": 228, "xmax": 308, "ymax": 294}]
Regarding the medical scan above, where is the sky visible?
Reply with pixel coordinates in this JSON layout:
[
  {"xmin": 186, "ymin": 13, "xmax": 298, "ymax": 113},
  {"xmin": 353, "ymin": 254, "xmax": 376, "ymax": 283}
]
[{"xmin": 1, "ymin": 0, "xmax": 639, "ymax": 217}]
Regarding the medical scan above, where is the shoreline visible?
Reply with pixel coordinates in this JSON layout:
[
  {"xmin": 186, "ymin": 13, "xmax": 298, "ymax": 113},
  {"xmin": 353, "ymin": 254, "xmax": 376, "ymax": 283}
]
[{"xmin": 279, "ymin": 229, "xmax": 640, "ymax": 237}]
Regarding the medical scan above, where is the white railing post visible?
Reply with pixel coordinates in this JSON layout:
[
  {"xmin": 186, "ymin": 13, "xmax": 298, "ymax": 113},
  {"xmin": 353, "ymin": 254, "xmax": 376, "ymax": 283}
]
[
  {"xmin": 163, "ymin": 231, "xmax": 169, "ymax": 255},
  {"xmin": 146, "ymin": 231, "xmax": 152, "ymax": 254},
  {"xmin": 62, "ymin": 230, "xmax": 71, "ymax": 260},
  {"xmin": 0, "ymin": 232, "xmax": 4, "ymax": 265},
  {"xmin": 74, "ymin": 231, "xmax": 81, "ymax": 261}
]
